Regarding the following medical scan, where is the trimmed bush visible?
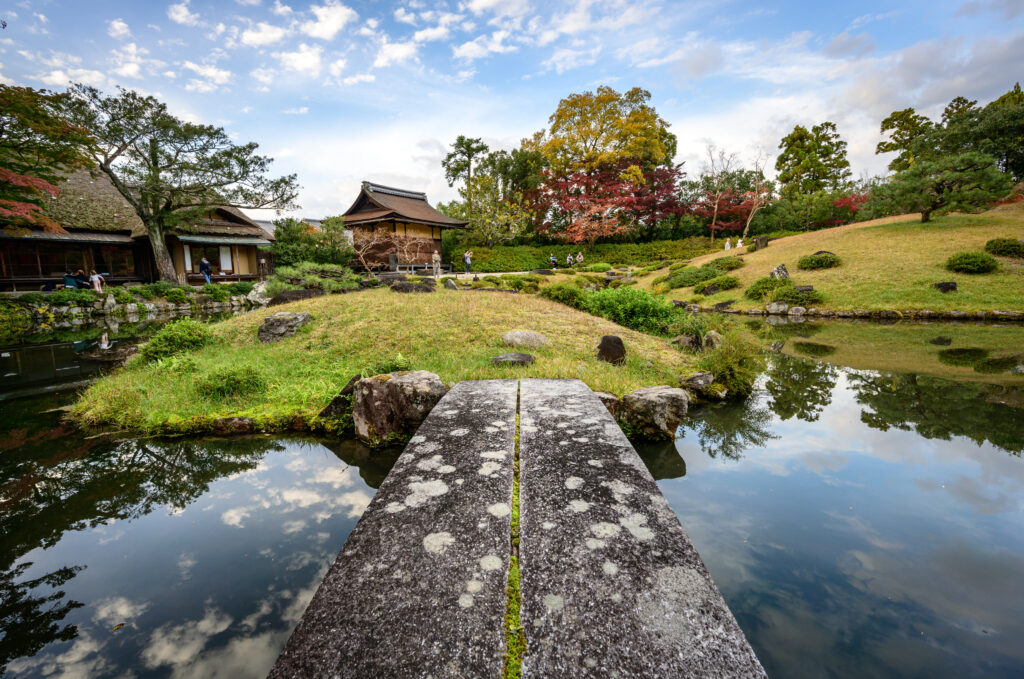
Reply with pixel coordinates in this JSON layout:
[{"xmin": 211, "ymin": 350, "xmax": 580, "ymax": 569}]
[
  {"xmin": 770, "ymin": 285, "xmax": 824, "ymax": 306},
  {"xmin": 195, "ymin": 365, "xmax": 266, "ymax": 399},
  {"xmin": 946, "ymin": 251, "xmax": 998, "ymax": 274},
  {"xmin": 202, "ymin": 283, "xmax": 231, "ymax": 302},
  {"xmin": 112, "ymin": 287, "xmax": 137, "ymax": 304},
  {"xmin": 937, "ymin": 347, "xmax": 989, "ymax": 366},
  {"xmin": 744, "ymin": 277, "xmax": 792, "ymax": 301},
  {"xmin": 667, "ymin": 266, "xmax": 720, "ymax": 289},
  {"xmin": 139, "ymin": 318, "xmax": 214, "ymax": 361},
  {"xmin": 974, "ymin": 356, "xmax": 1022, "ymax": 374},
  {"xmin": 584, "ymin": 286, "xmax": 676, "ymax": 334},
  {"xmin": 797, "ymin": 253, "xmax": 841, "ymax": 270},
  {"xmin": 141, "ymin": 281, "xmax": 178, "ymax": 298},
  {"xmin": 49, "ymin": 288, "xmax": 99, "ymax": 306},
  {"xmin": 705, "ymin": 255, "xmax": 745, "ymax": 271},
  {"xmin": 984, "ymin": 238, "xmax": 1024, "ymax": 258},
  {"xmin": 164, "ymin": 288, "xmax": 190, "ymax": 304},
  {"xmin": 264, "ymin": 277, "xmax": 301, "ymax": 297},
  {"xmin": 538, "ymin": 282, "xmax": 588, "ymax": 309},
  {"xmin": 693, "ymin": 275, "xmax": 739, "ymax": 295},
  {"xmin": 227, "ymin": 281, "xmax": 254, "ymax": 295},
  {"xmin": 585, "ymin": 263, "xmax": 612, "ymax": 273},
  {"xmin": 16, "ymin": 292, "xmax": 47, "ymax": 305}
]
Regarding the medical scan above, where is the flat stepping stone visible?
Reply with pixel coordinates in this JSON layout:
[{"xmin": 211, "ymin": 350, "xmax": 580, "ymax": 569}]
[
  {"xmin": 269, "ymin": 380, "xmax": 518, "ymax": 678},
  {"xmin": 492, "ymin": 352, "xmax": 535, "ymax": 365},
  {"xmin": 517, "ymin": 378, "xmax": 766, "ymax": 678}
]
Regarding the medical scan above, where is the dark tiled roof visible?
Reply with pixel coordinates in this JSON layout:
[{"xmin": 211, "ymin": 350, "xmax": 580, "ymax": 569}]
[{"xmin": 343, "ymin": 181, "xmax": 466, "ymax": 228}]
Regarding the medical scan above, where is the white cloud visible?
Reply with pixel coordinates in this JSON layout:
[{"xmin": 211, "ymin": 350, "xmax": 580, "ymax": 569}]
[
  {"xmin": 328, "ymin": 58, "xmax": 346, "ymax": 76},
  {"xmin": 221, "ymin": 506, "xmax": 251, "ymax": 527},
  {"xmin": 413, "ymin": 12, "xmax": 462, "ymax": 42},
  {"xmin": 464, "ymin": 0, "xmax": 529, "ymax": 18},
  {"xmin": 342, "ymin": 72, "xmax": 375, "ymax": 85},
  {"xmin": 94, "ymin": 597, "xmax": 151, "ymax": 627},
  {"xmin": 274, "ymin": 43, "xmax": 324, "ymax": 76},
  {"xmin": 236, "ymin": 0, "xmax": 262, "ymax": 5},
  {"xmin": 0, "ymin": 64, "xmax": 12, "ymax": 86},
  {"xmin": 452, "ymin": 30, "xmax": 517, "ymax": 60},
  {"xmin": 394, "ymin": 7, "xmax": 417, "ymax": 24},
  {"xmin": 273, "ymin": 0, "xmax": 294, "ymax": 16},
  {"xmin": 109, "ymin": 43, "xmax": 159, "ymax": 81},
  {"xmin": 167, "ymin": 0, "xmax": 200, "ymax": 26},
  {"xmin": 251, "ymin": 66, "xmax": 275, "ymax": 84},
  {"xmin": 183, "ymin": 60, "xmax": 232, "ymax": 84},
  {"xmin": 34, "ymin": 12, "xmax": 48, "ymax": 24},
  {"xmin": 301, "ymin": 0, "xmax": 357, "ymax": 40},
  {"xmin": 108, "ymin": 18, "xmax": 131, "ymax": 39},
  {"xmin": 284, "ymin": 106, "xmax": 309, "ymax": 114},
  {"xmin": 374, "ymin": 39, "xmax": 418, "ymax": 67},
  {"xmin": 241, "ymin": 22, "xmax": 289, "ymax": 46},
  {"xmin": 543, "ymin": 45, "xmax": 600, "ymax": 73}
]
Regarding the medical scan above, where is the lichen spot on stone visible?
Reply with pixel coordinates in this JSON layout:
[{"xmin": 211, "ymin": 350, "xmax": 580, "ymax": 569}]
[
  {"xmin": 409, "ymin": 435, "xmax": 426, "ymax": 444},
  {"xmin": 590, "ymin": 522, "xmax": 621, "ymax": 538},
  {"xmin": 466, "ymin": 579, "xmax": 484, "ymax": 593},
  {"xmin": 423, "ymin": 531, "xmax": 455, "ymax": 554},
  {"xmin": 450, "ymin": 428, "xmax": 470, "ymax": 437},
  {"xmin": 565, "ymin": 476, "xmax": 584, "ymax": 490},
  {"xmin": 480, "ymin": 450, "xmax": 506, "ymax": 459},
  {"xmin": 585, "ymin": 538, "xmax": 606, "ymax": 550},
  {"xmin": 479, "ymin": 554, "xmax": 502, "ymax": 571},
  {"xmin": 478, "ymin": 461, "xmax": 501, "ymax": 477},
  {"xmin": 491, "ymin": 420, "xmax": 505, "ymax": 427},
  {"xmin": 455, "ymin": 479, "xmax": 464, "ymax": 485},
  {"xmin": 458, "ymin": 593, "xmax": 474, "ymax": 608},
  {"xmin": 620, "ymin": 513, "xmax": 654, "ymax": 541},
  {"xmin": 384, "ymin": 502, "xmax": 405, "ymax": 513},
  {"xmin": 610, "ymin": 592, "xmax": 623, "ymax": 603},
  {"xmin": 437, "ymin": 465, "xmax": 457, "ymax": 474},
  {"xmin": 584, "ymin": 658, "xmax": 597, "ymax": 668},
  {"xmin": 487, "ymin": 503, "xmax": 511, "ymax": 517},
  {"xmin": 587, "ymin": 459, "xmax": 604, "ymax": 467},
  {"xmin": 543, "ymin": 594, "xmax": 564, "ymax": 613},
  {"xmin": 404, "ymin": 479, "xmax": 449, "ymax": 507},
  {"xmin": 602, "ymin": 560, "xmax": 619, "ymax": 576},
  {"xmin": 416, "ymin": 455, "xmax": 443, "ymax": 471},
  {"xmin": 569, "ymin": 500, "xmax": 590, "ymax": 513},
  {"xmin": 542, "ymin": 521, "xmax": 556, "ymax": 530}
]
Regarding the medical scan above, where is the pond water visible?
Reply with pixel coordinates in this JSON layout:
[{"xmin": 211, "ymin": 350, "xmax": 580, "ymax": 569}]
[
  {"xmin": 2, "ymin": 316, "xmax": 1023, "ymax": 678},
  {"xmin": 637, "ymin": 320, "xmax": 1024, "ymax": 679}
]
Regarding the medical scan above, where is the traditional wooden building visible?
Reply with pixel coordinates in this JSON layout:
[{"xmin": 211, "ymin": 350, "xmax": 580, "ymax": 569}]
[
  {"xmin": 342, "ymin": 181, "xmax": 466, "ymax": 269},
  {"xmin": 0, "ymin": 170, "xmax": 272, "ymax": 290}
]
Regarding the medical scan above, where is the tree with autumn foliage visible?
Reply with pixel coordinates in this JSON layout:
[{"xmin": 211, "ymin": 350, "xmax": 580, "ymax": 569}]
[{"xmin": 0, "ymin": 85, "xmax": 94, "ymax": 234}]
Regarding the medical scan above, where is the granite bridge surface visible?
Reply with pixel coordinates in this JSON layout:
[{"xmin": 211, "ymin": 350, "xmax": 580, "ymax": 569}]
[{"xmin": 269, "ymin": 378, "xmax": 766, "ymax": 678}]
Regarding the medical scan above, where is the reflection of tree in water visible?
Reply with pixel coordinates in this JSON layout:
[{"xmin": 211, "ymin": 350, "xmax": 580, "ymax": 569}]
[
  {"xmin": 765, "ymin": 354, "xmax": 838, "ymax": 422},
  {"xmin": 682, "ymin": 393, "xmax": 779, "ymax": 461},
  {"xmin": 848, "ymin": 372, "xmax": 1024, "ymax": 455},
  {"xmin": 0, "ymin": 434, "xmax": 283, "ymax": 676}
]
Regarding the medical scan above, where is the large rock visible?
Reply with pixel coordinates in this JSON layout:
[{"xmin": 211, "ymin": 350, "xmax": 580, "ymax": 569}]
[
  {"xmin": 593, "ymin": 391, "xmax": 621, "ymax": 418},
  {"xmin": 352, "ymin": 370, "xmax": 448, "ymax": 446},
  {"xmin": 390, "ymin": 282, "xmax": 434, "ymax": 293},
  {"xmin": 269, "ymin": 288, "xmax": 324, "ymax": 306},
  {"xmin": 788, "ymin": 306, "xmax": 806, "ymax": 316},
  {"xmin": 681, "ymin": 371, "xmax": 714, "ymax": 392},
  {"xmin": 443, "ymin": 278, "xmax": 459, "ymax": 290},
  {"xmin": 258, "ymin": 312, "xmax": 312, "ymax": 343},
  {"xmin": 596, "ymin": 335, "xmax": 626, "ymax": 364},
  {"xmin": 491, "ymin": 352, "xmax": 535, "ymax": 366},
  {"xmin": 620, "ymin": 386, "xmax": 689, "ymax": 440},
  {"xmin": 769, "ymin": 263, "xmax": 790, "ymax": 280},
  {"xmin": 103, "ymin": 294, "xmax": 117, "ymax": 311},
  {"xmin": 703, "ymin": 329, "xmax": 724, "ymax": 350},
  {"xmin": 531, "ymin": 269, "xmax": 554, "ymax": 275},
  {"xmin": 212, "ymin": 417, "xmax": 256, "ymax": 435},
  {"xmin": 670, "ymin": 334, "xmax": 701, "ymax": 351},
  {"xmin": 318, "ymin": 374, "xmax": 362, "ymax": 419},
  {"xmin": 933, "ymin": 281, "xmax": 958, "ymax": 293},
  {"xmin": 765, "ymin": 301, "xmax": 789, "ymax": 315},
  {"xmin": 501, "ymin": 330, "xmax": 549, "ymax": 348}
]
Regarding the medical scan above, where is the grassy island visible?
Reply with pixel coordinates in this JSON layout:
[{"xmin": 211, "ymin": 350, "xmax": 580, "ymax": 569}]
[
  {"xmin": 71, "ymin": 289, "xmax": 701, "ymax": 434},
  {"xmin": 640, "ymin": 203, "xmax": 1024, "ymax": 312}
]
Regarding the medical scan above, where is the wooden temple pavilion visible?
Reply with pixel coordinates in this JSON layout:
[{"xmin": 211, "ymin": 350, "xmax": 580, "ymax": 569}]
[
  {"xmin": 341, "ymin": 181, "xmax": 466, "ymax": 270},
  {"xmin": 0, "ymin": 170, "xmax": 273, "ymax": 291}
]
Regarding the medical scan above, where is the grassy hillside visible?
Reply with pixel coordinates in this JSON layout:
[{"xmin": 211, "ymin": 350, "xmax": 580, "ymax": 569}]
[
  {"xmin": 71, "ymin": 289, "xmax": 699, "ymax": 433},
  {"xmin": 642, "ymin": 204, "xmax": 1024, "ymax": 312}
]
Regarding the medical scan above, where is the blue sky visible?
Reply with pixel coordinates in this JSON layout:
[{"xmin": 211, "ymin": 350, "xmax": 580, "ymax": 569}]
[{"xmin": 1, "ymin": 0, "xmax": 1022, "ymax": 219}]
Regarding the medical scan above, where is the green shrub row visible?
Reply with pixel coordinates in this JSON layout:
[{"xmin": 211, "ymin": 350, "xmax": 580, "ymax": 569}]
[
  {"xmin": 797, "ymin": 253, "xmax": 841, "ymax": 270},
  {"xmin": 693, "ymin": 275, "xmax": 739, "ymax": 295},
  {"xmin": 984, "ymin": 238, "xmax": 1024, "ymax": 258},
  {"xmin": 946, "ymin": 251, "xmax": 998, "ymax": 274},
  {"xmin": 140, "ymin": 318, "xmax": 214, "ymax": 361},
  {"xmin": 454, "ymin": 238, "xmax": 714, "ymax": 273}
]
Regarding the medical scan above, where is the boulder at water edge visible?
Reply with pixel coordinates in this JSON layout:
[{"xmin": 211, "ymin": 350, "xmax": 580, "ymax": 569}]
[
  {"xmin": 258, "ymin": 312, "xmax": 312, "ymax": 343},
  {"xmin": 594, "ymin": 391, "xmax": 621, "ymax": 418},
  {"xmin": 765, "ymin": 301, "xmax": 789, "ymax": 315},
  {"xmin": 502, "ymin": 330, "xmax": 549, "ymax": 348},
  {"xmin": 319, "ymin": 374, "xmax": 362, "ymax": 419},
  {"xmin": 597, "ymin": 335, "xmax": 626, "ymax": 364},
  {"xmin": 352, "ymin": 371, "xmax": 448, "ymax": 446},
  {"xmin": 619, "ymin": 386, "xmax": 689, "ymax": 440},
  {"xmin": 769, "ymin": 263, "xmax": 790, "ymax": 280}
]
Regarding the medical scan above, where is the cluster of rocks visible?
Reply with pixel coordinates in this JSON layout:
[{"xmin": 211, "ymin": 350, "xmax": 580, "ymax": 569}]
[{"xmin": 257, "ymin": 311, "xmax": 312, "ymax": 343}]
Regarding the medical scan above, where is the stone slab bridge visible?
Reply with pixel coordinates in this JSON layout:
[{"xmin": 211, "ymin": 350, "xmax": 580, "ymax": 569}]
[{"xmin": 269, "ymin": 379, "xmax": 766, "ymax": 678}]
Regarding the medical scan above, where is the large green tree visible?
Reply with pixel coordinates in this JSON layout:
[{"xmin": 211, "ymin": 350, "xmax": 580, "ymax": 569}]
[
  {"xmin": 69, "ymin": 85, "xmax": 298, "ymax": 282},
  {"xmin": 441, "ymin": 135, "xmax": 489, "ymax": 219},
  {"xmin": 439, "ymin": 174, "xmax": 532, "ymax": 247},
  {"xmin": 775, "ymin": 121, "xmax": 851, "ymax": 196},
  {"xmin": 876, "ymin": 108, "xmax": 933, "ymax": 172},
  {"xmin": 0, "ymin": 85, "xmax": 93, "ymax": 234},
  {"xmin": 866, "ymin": 151, "xmax": 1011, "ymax": 222}
]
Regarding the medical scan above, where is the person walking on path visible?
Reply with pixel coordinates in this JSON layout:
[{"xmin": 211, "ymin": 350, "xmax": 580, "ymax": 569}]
[
  {"xmin": 89, "ymin": 269, "xmax": 105, "ymax": 293},
  {"xmin": 199, "ymin": 257, "xmax": 213, "ymax": 284},
  {"xmin": 463, "ymin": 251, "xmax": 472, "ymax": 275},
  {"xmin": 431, "ymin": 249, "xmax": 442, "ymax": 277},
  {"xmin": 736, "ymin": 238, "xmax": 744, "ymax": 249},
  {"xmin": 724, "ymin": 238, "xmax": 732, "ymax": 251}
]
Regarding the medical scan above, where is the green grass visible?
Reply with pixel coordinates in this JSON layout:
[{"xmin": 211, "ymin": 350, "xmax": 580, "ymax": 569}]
[
  {"xmin": 637, "ymin": 204, "xmax": 1024, "ymax": 312},
  {"xmin": 71, "ymin": 288, "xmax": 698, "ymax": 433},
  {"xmin": 503, "ymin": 405, "xmax": 525, "ymax": 678}
]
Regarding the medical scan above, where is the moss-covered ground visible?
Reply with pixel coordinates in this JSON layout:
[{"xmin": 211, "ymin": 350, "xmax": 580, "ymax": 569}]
[
  {"xmin": 70, "ymin": 288, "xmax": 699, "ymax": 433},
  {"xmin": 638, "ymin": 204, "xmax": 1024, "ymax": 312}
]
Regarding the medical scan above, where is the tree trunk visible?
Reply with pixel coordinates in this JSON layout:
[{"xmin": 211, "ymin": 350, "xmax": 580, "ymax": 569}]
[
  {"xmin": 146, "ymin": 221, "xmax": 179, "ymax": 282},
  {"xmin": 920, "ymin": 210, "xmax": 931, "ymax": 223}
]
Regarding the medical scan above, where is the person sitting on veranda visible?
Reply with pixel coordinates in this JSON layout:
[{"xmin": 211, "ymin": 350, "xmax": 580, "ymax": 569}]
[
  {"xmin": 89, "ymin": 269, "xmax": 105, "ymax": 292},
  {"xmin": 62, "ymin": 270, "xmax": 80, "ymax": 289},
  {"xmin": 74, "ymin": 269, "xmax": 90, "ymax": 287}
]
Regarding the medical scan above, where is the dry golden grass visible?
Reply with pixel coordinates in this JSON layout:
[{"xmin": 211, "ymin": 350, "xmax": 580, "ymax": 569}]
[
  {"xmin": 71, "ymin": 289, "xmax": 698, "ymax": 432},
  {"xmin": 643, "ymin": 205, "xmax": 1024, "ymax": 311}
]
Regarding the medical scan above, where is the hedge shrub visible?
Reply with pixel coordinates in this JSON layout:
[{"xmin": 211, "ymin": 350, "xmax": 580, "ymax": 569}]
[
  {"xmin": 140, "ymin": 318, "xmax": 213, "ymax": 361},
  {"xmin": 693, "ymin": 275, "xmax": 739, "ymax": 295},
  {"xmin": 227, "ymin": 281, "xmax": 254, "ymax": 295},
  {"xmin": 16, "ymin": 292, "xmax": 47, "ymax": 305},
  {"xmin": 946, "ymin": 251, "xmax": 998, "ymax": 273},
  {"xmin": 584, "ymin": 286, "xmax": 676, "ymax": 335},
  {"xmin": 984, "ymin": 238, "xmax": 1024, "ymax": 258},
  {"xmin": 585, "ymin": 263, "xmax": 612, "ymax": 273},
  {"xmin": 49, "ymin": 288, "xmax": 99, "ymax": 306},
  {"xmin": 202, "ymin": 283, "xmax": 231, "ymax": 302},
  {"xmin": 667, "ymin": 266, "xmax": 721, "ymax": 289},
  {"xmin": 538, "ymin": 282, "xmax": 588, "ymax": 309},
  {"xmin": 453, "ymin": 238, "xmax": 715, "ymax": 273},
  {"xmin": 770, "ymin": 285, "xmax": 824, "ymax": 306},
  {"xmin": 164, "ymin": 288, "xmax": 190, "ymax": 304},
  {"xmin": 195, "ymin": 365, "xmax": 266, "ymax": 399},
  {"xmin": 705, "ymin": 255, "xmax": 745, "ymax": 271},
  {"xmin": 744, "ymin": 276, "xmax": 791, "ymax": 300},
  {"xmin": 797, "ymin": 253, "xmax": 841, "ymax": 270},
  {"xmin": 112, "ymin": 287, "xmax": 137, "ymax": 304}
]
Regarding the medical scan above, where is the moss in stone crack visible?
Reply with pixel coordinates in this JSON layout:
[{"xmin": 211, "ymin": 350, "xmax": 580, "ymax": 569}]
[{"xmin": 503, "ymin": 403, "xmax": 525, "ymax": 678}]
